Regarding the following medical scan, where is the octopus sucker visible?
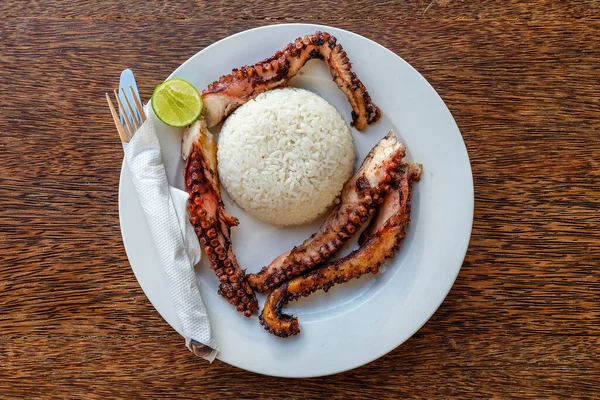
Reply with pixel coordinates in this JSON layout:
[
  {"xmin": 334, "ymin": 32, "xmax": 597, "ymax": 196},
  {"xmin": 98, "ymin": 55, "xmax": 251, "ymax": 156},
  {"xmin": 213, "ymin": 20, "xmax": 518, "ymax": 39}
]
[
  {"xmin": 259, "ymin": 162, "xmax": 422, "ymax": 337},
  {"xmin": 247, "ymin": 131, "xmax": 406, "ymax": 293},
  {"xmin": 183, "ymin": 117, "xmax": 258, "ymax": 317},
  {"xmin": 201, "ymin": 31, "xmax": 381, "ymax": 130}
]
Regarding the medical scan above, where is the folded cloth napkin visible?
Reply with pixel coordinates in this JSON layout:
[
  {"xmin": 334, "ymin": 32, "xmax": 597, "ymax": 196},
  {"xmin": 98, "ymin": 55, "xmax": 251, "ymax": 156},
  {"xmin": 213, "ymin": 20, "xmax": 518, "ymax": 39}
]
[{"xmin": 122, "ymin": 107, "xmax": 219, "ymax": 361}]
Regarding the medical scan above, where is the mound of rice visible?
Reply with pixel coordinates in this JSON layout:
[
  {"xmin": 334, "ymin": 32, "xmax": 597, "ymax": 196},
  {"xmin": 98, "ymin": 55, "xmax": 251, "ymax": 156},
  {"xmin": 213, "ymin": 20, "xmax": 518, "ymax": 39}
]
[{"xmin": 217, "ymin": 88, "xmax": 355, "ymax": 226}]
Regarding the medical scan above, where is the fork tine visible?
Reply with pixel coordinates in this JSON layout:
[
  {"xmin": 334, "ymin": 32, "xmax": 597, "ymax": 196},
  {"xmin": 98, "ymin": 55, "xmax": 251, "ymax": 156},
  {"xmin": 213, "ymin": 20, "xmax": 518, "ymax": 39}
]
[
  {"xmin": 114, "ymin": 89, "xmax": 134, "ymax": 139},
  {"xmin": 130, "ymin": 86, "xmax": 146, "ymax": 123},
  {"xmin": 121, "ymin": 90, "xmax": 140, "ymax": 131},
  {"xmin": 106, "ymin": 93, "xmax": 129, "ymax": 142}
]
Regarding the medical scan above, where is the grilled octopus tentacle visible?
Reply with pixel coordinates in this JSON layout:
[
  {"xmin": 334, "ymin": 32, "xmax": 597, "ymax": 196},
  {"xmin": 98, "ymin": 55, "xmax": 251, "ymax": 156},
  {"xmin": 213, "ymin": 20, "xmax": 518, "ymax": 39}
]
[
  {"xmin": 246, "ymin": 131, "xmax": 406, "ymax": 293},
  {"xmin": 259, "ymin": 162, "xmax": 422, "ymax": 337},
  {"xmin": 202, "ymin": 31, "xmax": 381, "ymax": 130},
  {"xmin": 183, "ymin": 118, "xmax": 258, "ymax": 317}
]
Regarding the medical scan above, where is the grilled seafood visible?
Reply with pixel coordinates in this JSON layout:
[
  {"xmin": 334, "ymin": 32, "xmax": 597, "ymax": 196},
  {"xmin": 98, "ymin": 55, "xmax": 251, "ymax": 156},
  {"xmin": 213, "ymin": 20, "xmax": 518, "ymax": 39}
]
[
  {"xmin": 246, "ymin": 131, "xmax": 406, "ymax": 293},
  {"xmin": 259, "ymin": 162, "xmax": 422, "ymax": 337},
  {"xmin": 183, "ymin": 118, "xmax": 258, "ymax": 317},
  {"xmin": 202, "ymin": 31, "xmax": 381, "ymax": 130}
]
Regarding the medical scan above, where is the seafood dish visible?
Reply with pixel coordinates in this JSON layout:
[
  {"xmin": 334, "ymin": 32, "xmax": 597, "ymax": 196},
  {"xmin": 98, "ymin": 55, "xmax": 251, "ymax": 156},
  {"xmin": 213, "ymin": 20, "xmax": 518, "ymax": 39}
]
[
  {"xmin": 201, "ymin": 31, "xmax": 380, "ymax": 130},
  {"xmin": 181, "ymin": 31, "xmax": 422, "ymax": 335},
  {"xmin": 260, "ymin": 162, "xmax": 421, "ymax": 337},
  {"xmin": 183, "ymin": 118, "xmax": 258, "ymax": 317},
  {"xmin": 247, "ymin": 131, "xmax": 406, "ymax": 293}
]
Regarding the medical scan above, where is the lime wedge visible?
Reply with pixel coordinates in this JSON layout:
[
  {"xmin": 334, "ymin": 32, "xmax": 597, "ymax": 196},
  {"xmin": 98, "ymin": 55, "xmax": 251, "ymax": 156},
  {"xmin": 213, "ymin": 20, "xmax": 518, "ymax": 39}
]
[{"xmin": 151, "ymin": 78, "xmax": 203, "ymax": 127}]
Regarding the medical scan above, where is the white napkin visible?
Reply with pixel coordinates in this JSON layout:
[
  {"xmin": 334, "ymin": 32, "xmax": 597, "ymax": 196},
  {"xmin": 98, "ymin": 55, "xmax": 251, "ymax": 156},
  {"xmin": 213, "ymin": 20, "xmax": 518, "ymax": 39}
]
[{"xmin": 123, "ymin": 109, "xmax": 219, "ymax": 361}]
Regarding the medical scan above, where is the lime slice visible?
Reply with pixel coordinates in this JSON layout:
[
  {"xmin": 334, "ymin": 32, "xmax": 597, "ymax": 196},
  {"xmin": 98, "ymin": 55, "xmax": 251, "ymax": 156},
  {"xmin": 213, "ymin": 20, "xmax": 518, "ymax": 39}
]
[{"xmin": 151, "ymin": 78, "xmax": 203, "ymax": 127}]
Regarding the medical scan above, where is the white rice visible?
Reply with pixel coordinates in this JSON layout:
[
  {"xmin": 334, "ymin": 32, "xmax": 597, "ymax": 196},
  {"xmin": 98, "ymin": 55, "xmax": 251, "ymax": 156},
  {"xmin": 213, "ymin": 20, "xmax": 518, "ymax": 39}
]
[{"xmin": 217, "ymin": 88, "xmax": 355, "ymax": 226}]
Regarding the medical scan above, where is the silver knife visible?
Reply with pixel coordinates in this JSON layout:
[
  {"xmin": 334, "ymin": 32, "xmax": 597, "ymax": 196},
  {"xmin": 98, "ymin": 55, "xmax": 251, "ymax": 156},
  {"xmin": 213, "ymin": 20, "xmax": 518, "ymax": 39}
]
[{"xmin": 118, "ymin": 69, "xmax": 143, "ymax": 125}]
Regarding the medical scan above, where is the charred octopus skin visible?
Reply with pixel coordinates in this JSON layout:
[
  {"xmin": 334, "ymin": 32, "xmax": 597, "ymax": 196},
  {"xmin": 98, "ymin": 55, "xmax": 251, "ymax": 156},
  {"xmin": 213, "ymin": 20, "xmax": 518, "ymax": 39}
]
[
  {"xmin": 259, "ymin": 162, "xmax": 422, "ymax": 337},
  {"xmin": 202, "ymin": 31, "xmax": 381, "ymax": 130},
  {"xmin": 247, "ymin": 131, "xmax": 406, "ymax": 293},
  {"xmin": 183, "ymin": 118, "xmax": 258, "ymax": 317}
]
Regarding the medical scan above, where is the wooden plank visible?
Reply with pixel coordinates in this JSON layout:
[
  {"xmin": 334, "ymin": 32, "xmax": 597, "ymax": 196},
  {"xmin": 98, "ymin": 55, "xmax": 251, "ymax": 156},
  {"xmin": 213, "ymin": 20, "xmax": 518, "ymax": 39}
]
[
  {"xmin": 0, "ymin": 335, "xmax": 598, "ymax": 398},
  {"xmin": 0, "ymin": 18, "xmax": 598, "ymax": 337},
  {"xmin": 0, "ymin": 13, "xmax": 599, "ymax": 399},
  {"xmin": 1, "ymin": 1, "xmax": 599, "ymax": 20},
  {"xmin": 200, "ymin": 0, "xmax": 600, "ymax": 20}
]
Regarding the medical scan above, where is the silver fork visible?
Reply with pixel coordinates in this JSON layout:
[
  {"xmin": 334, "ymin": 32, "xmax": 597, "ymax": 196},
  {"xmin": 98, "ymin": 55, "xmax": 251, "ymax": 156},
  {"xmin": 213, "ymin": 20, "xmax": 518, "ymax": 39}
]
[{"xmin": 106, "ymin": 86, "xmax": 146, "ymax": 142}]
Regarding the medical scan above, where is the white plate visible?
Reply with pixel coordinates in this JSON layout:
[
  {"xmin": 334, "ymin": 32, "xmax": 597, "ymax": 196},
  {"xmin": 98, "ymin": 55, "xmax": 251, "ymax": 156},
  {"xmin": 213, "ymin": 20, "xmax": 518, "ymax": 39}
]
[{"xmin": 119, "ymin": 24, "xmax": 473, "ymax": 377}]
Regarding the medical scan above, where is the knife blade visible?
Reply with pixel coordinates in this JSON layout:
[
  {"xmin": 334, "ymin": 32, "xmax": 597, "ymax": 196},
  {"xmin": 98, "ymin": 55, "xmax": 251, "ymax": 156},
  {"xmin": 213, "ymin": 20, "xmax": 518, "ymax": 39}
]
[{"xmin": 118, "ymin": 69, "xmax": 142, "ymax": 126}]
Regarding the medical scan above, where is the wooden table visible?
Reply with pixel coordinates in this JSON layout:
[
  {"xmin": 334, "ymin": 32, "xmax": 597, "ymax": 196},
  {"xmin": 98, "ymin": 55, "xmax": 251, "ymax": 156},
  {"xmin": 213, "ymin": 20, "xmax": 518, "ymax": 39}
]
[{"xmin": 1, "ymin": 1, "xmax": 599, "ymax": 398}]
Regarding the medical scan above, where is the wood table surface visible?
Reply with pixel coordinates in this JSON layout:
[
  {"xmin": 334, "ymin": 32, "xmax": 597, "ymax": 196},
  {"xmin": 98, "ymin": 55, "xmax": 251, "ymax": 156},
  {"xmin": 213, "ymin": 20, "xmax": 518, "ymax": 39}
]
[{"xmin": 1, "ymin": 1, "xmax": 599, "ymax": 398}]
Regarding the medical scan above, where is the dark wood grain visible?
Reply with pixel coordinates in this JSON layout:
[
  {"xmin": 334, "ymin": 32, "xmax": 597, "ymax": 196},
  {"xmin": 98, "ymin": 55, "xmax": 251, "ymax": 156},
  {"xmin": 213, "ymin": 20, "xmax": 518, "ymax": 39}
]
[
  {"xmin": 0, "ymin": 1, "xmax": 599, "ymax": 398},
  {"xmin": 1, "ymin": 335, "xmax": 599, "ymax": 398},
  {"xmin": 1, "ymin": 1, "xmax": 599, "ymax": 20}
]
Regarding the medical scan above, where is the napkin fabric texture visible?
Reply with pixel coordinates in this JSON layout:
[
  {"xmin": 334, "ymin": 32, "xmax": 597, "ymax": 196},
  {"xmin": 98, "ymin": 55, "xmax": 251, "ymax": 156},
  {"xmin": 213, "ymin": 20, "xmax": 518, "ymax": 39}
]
[{"xmin": 123, "ymin": 110, "xmax": 219, "ymax": 361}]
